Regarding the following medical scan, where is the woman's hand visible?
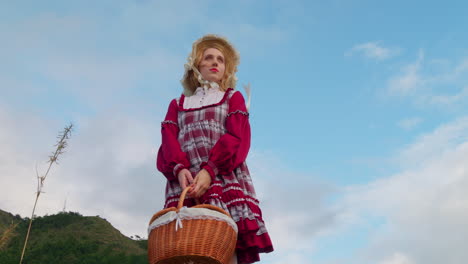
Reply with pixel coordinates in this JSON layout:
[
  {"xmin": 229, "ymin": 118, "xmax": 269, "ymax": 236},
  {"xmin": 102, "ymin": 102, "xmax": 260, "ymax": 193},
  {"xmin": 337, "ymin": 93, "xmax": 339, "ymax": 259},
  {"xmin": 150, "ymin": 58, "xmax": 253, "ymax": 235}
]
[
  {"xmin": 188, "ymin": 169, "xmax": 212, "ymax": 198},
  {"xmin": 177, "ymin": 169, "xmax": 194, "ymax": 190}
]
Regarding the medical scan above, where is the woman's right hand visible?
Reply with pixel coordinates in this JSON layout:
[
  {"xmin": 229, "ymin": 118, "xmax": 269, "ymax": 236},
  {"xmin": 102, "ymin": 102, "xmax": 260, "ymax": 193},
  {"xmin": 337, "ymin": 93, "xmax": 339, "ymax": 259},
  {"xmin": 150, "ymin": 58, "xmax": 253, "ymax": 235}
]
[{"xmin": 177, "ymin": 168, "xmax": 194, "ymax": 190}]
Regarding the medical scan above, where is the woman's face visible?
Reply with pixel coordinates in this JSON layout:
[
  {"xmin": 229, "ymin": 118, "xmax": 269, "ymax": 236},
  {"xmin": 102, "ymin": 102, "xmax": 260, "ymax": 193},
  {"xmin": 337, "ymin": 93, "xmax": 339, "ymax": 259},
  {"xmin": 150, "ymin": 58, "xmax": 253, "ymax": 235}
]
[{"xmin": 198, "ymin": 48, "xmax": 226, "ymax": 85}]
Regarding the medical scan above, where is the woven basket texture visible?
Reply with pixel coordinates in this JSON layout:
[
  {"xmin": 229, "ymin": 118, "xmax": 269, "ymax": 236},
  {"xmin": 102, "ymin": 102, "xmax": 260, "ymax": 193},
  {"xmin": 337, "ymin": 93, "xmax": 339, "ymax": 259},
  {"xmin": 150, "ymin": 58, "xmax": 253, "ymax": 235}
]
[{"xmin": 148, "ymin": 189, "xmax": 237, "ymax": 264}]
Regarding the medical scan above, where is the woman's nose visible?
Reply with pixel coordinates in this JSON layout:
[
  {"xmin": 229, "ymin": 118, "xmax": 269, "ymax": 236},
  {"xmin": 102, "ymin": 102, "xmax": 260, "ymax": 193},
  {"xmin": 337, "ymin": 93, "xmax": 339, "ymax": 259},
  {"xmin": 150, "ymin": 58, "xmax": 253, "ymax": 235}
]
[{"xmin": 212, "ymin": 61, "xmax": 218, "ymax": 67}]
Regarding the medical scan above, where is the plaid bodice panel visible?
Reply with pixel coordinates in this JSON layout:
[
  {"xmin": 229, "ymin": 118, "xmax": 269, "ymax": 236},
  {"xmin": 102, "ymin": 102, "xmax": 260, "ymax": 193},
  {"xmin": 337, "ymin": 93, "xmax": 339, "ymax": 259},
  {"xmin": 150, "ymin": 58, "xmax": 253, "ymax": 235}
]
[
  {"xmin": 163, "ymin": 90, "xmax": 273, "ymax": 263},
  {"xmin": 165, "ymin": 89, "xmax": 257, "ymax": 203},
  {"xmin": 177, "ymin": 92, "xmax": 231, "ymax": 172}
]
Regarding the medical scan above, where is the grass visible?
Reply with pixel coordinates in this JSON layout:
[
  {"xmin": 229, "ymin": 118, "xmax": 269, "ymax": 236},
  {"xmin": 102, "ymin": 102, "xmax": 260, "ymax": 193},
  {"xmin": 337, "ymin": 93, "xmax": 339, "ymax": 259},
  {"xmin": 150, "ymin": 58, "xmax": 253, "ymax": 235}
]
[
  {"xmin": 0, "ymin": 222, "xmax": 19, "ymax": 251},
  {"xmin": 19, "ymin": 123, "xmax": 74, "ymax": 264}
]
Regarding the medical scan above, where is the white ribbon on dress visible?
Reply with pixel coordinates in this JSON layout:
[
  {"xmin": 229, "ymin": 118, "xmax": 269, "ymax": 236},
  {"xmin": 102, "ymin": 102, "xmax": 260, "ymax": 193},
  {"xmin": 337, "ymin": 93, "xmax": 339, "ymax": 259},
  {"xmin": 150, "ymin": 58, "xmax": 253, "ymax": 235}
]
[
  {"xmin": 175, "ymin": 207, "xmax": 185, "ymax": 231},
  {"xmin": 243, "ymin": 83, "xmax": 251, "ymax": 111}
]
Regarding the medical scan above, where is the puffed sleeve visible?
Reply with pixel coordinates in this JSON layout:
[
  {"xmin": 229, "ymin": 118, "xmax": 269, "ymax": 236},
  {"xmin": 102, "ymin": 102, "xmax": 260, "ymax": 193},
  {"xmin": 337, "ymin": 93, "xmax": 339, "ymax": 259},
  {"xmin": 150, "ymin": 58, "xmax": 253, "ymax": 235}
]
[
  {"xmin": 156, "ymin": 99, "xmax": 191, "ymax": 181},
  {"xmin": 200, "ymin": 91, "xmax": 250, "ymax": 179}
]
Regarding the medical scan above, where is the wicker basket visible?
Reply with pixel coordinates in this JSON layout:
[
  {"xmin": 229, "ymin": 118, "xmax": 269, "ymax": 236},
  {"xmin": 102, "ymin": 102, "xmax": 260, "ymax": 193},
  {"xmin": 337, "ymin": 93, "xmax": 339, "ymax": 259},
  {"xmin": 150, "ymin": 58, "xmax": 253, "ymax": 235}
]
[{"xmin": 148, "ymin": 187, "xmax": 237, "ymax": 264}]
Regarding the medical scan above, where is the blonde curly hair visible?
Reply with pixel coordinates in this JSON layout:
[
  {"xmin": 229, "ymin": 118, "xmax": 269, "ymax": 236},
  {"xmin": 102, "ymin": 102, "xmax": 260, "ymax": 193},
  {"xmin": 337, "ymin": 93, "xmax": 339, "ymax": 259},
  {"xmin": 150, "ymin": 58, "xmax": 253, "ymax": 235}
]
[{"xmin": 181, "ymin": 34, "xmax": 240, "ymax": 95}]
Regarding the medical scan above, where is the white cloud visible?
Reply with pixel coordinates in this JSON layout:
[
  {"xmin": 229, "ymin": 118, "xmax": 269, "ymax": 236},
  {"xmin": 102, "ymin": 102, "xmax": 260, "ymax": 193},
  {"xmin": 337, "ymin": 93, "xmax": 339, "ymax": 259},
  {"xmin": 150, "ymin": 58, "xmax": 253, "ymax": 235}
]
[
  {"xmin": 0, "ymin": 2, "xmax": 291, "ymax": 115},
  {"xmin": 453, "ymin": 58, "xmax": 468, "ymax": 75},
  {"xmin": 5, "ymin": 113, "xmax": 463, "ymax": 263},
  {"xmin": 267, "ymin": 252, "xmax": 312, "ymax": 264},
  {"xmin": 246, "ymin": 150, "xmax": 340, "ymax": 259},
  {"xmin": 5, "ymin": 2, "xmax": 468, "ymax": 263},
  {"xmin": 387, "ymin": 51, "xmax": 424, "ymax": 96},
  {"xmin": 339, "ymin": 116, "xmax": 468, "ymax": 264},
  {"xmin": 397, "ymin": 116, "xmax": 468, "ymax": 168},
  {"xmin": 0, "ymin": 106, "xmax": 58, "ymax": 216},
  {"xmin": 347, "ymin": 42, "xmax": 399, "ymax": 61},
  {"xmin": 0, "ymin": 3, "xmax": 298, "ymax": 261},
  {"xmin": 0, "ymin": 106, "xmax": 166, "ymax": 237},
  {"xmin": 0, "ymin": 104, "xmax": 340, "ymax": 249},
  {"xmin": 0, "ymin": 104, "xmax": 342, "ymax": 264},
  {"xmin": 378, "ymin": 253, "xmax": 414, "ymax": 264},
  {"xmin": 397, "ymin": 117, "xmax": 423, "ymax": 131},
  {"xmin": 0, "ymin": 11, "xmax": 184, "ymax": 112},
  {"xmin": 386, "ymin": 51, "xmax": 468, "ymax": 108},
  {"xmin": 427, "ymin": 86, "xmax": 468, "ymax": 105}
]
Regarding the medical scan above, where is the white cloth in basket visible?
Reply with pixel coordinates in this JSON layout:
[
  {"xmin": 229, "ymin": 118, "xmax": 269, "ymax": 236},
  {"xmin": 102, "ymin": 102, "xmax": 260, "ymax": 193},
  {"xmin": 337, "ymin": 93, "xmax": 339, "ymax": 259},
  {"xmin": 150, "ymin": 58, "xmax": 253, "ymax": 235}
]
[{"xmin": 148, "ymin": 206, "xmax": 238, "ymax": 235}]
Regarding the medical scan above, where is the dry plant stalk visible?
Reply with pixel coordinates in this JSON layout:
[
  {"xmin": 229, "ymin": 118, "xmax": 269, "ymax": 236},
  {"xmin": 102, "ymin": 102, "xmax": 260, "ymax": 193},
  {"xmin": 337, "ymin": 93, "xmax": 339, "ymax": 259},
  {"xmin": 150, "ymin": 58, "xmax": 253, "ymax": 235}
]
[
  {"xmin": 19, "ymin": 123, "xmax": 73, "ymax": 264},
  {"xmin": 0, "ymin": 222, "xmax": 19, "ymax": 251}
]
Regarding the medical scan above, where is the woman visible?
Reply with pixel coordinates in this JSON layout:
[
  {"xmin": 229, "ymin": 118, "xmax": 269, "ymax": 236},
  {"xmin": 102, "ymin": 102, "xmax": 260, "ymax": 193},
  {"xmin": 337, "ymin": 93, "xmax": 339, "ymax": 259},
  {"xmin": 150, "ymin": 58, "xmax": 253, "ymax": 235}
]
[{"xmin": 157, "ymin": 34, "xmax": 273, "ymax": 264}]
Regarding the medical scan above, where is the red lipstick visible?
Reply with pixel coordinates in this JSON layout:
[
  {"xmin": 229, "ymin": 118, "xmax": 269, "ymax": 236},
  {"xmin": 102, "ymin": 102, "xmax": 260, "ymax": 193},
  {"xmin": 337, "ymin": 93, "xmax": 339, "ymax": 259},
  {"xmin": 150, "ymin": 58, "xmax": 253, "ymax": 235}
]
[{"xmin": 210, "ymin": 68, "xmax": 219, "ymax": 73}]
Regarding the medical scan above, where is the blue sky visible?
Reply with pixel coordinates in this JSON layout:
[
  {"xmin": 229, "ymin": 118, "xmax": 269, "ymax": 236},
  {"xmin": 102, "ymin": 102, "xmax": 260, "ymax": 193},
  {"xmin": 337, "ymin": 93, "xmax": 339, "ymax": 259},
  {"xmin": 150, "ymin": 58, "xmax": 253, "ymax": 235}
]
[{"xmin": 1, "ymin": 1, "xmax": 468, "ymax": 263}]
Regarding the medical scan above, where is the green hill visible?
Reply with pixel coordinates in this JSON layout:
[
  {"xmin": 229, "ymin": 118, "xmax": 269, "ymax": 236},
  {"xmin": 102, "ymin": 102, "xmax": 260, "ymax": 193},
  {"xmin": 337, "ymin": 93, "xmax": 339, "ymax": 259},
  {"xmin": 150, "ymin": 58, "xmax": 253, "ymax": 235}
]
[{"xmin": 0, "ymin": 209, "xmax": 147, "ymax": 264}]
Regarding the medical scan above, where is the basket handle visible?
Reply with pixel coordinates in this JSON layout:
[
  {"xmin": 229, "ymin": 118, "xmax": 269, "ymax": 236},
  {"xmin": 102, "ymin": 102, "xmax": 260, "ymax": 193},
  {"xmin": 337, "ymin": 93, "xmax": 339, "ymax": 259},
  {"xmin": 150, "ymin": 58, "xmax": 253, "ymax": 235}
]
[{"xmin": 177, "ymin": 187, "xmax": 200, "ymax": 210}]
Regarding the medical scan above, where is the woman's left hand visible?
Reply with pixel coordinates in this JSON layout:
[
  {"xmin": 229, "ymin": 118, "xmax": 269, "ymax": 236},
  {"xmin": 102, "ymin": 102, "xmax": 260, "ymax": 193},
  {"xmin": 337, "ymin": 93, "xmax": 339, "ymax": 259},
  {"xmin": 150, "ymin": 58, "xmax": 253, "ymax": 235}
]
[{"xmin": 188, "ymin": 169, "xmax": 212, "ymax": 198}]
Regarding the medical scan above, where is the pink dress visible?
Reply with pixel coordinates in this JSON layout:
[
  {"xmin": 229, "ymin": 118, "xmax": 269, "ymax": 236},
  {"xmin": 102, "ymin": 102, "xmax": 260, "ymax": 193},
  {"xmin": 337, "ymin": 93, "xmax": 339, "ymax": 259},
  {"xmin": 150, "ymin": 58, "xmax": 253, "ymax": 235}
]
[{"xmin": 157, "ymin": 88, "xmax": 273, "ymax": 263}]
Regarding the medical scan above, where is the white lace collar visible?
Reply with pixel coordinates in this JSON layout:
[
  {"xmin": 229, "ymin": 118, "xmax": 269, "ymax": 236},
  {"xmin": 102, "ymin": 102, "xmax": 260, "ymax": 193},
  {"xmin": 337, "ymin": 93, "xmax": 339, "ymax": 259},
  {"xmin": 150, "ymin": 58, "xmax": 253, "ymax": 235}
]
[
  {"xmin": 183, "ymin": 85, "xmax": 225, "ymax": 109},
  {"xmin": 194, "ymin": 85, "xmax": 221, "ymax": 95}
]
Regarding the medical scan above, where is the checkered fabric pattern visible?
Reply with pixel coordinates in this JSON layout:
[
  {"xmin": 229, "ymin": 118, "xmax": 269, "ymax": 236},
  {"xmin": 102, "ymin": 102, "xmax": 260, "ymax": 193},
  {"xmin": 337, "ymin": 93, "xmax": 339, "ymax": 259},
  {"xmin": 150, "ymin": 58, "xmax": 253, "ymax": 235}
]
[
  {"xmin": 164, "ymin": 90, "xmax": 257, "ymax": 208},
  {"xmin": 161, "ymin": 89, "xmax": 273, "ymax": 263}
]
